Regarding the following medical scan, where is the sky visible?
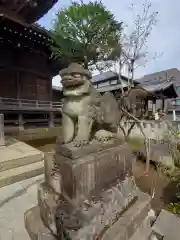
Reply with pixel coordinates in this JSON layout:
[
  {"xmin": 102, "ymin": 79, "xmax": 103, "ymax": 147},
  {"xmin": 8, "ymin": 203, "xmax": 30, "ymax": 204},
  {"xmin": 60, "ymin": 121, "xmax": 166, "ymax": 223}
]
[{"xmin": 38, "ymin": 0, "xmax": 180, "ymax": 87}]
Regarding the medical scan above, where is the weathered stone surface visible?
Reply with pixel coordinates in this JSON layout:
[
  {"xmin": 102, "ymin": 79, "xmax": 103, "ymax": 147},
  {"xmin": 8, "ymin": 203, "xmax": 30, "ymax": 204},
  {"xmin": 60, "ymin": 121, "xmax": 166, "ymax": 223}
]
[
  {"xmin": 0, "ymin": 161, "xmax": 44, "ymax": 188},
  {"xmin": 0, "ymin": 141, "xmax": 43, "ymax": 172},
  {"xmin": 56, "ymin": 138, "xmax": 123, "ymax": 159},
  {"xmin": 66, "ymin": 178, "xmax": 138, "ymax": 240},
  {"xmin": 44, "ymin": 152, "xmax": 54, "ymax": 184},
  {"xmin": 0, "ymin": 140, "xmax": 44, "ymax": 188},
  {"xmin": 37, "ymin": 176, "xmax": 138, "ymax": 240},
  {"xmin": 24, "ymin": 62, "xmax": 153, "ymax": 240},
  {"xmin": 24, "ymin": 137, "xmax": 151, "ymax": 240},
  {"xmin": 25, "ymin": 191, "xmax": 151, "ymax": 240},
  {"xmin": 101, "ymin": 191, "xmax": 151, "ymax": 240},
  {"xmin": 43, "ymin": 152, "xmax": 62, "ymax": 195},
  {"xmin": 37, "ymin": 141, "xmax": 138, "ymax": 239},
  {"xmin": 38, "ymin": 183, "xmax": 59, "ymax": 235},
  {"xmin": 136, "ymin": 139, "xmax": 174, "ymax": 168},
  {"xmin": 129, "ymin": 217, "xmax": 152, "ymax": 240},
  {"xmin": 60, "ymin": 63, "xmax": 121, "ymax": 147},
  {"xmin": 152, "ymin": 209, "xmax": 180, "ymax": 239},
  {"xmin": 24, "ymin": 206, "xmax": 56, "ymax": 240},
  {"xmin": 54, "ymin": 142, "xmax": 134, "ymax": 201}
]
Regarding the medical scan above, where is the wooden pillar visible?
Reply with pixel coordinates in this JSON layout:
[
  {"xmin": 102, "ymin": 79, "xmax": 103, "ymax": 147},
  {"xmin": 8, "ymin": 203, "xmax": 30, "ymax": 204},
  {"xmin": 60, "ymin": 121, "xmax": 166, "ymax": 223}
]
[
  {"xmin": 18, "ymin": 113, "xmax": 24, "ymax": 131},
  {"xmin": 162, "ymin": 99, "xmax": 165, "ymax": 110},
  {"xmin": 16, "ymin": 71, "xmax": 21, "ymax": 99},
  {"xmin": 35, "ymin": 78, "xmax": 38, "ymax": 101},
  {"xmin": 48, "ymin": 112, "xmax": 54, "ymax": 128},
  {"xmin": 49, "ymin": 77, "xmax": 52, "ymax": 101},
  {"xmin": 152, "ymin": 99, "xmax": 156, "ymax": 113},
  {"xmin": 173, "ymin": 110, "xmax": 176, "ymax": 121},
  {"xmin": 145, "ymin": 99, "xmax": 148, "ymax": 111},
  {"xmin": 0, "ymin": 114, "xmax": 5, "ymax": 147}
]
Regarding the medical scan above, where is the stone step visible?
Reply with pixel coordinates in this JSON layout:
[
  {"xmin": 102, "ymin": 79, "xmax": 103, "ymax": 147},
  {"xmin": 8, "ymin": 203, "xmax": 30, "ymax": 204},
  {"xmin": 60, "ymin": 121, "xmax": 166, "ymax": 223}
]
[
  {"xmin": 0, "ymin": 161, "xmax": 44, "ymax": 188},
  {"xmin": 0, "ymin": 141, "xmax": 44, "ymax": 172},
  {"xmin": 130, "ymin": 220, "xmax": 152, "ymax": 240},
  {"xmin": 0, "ymin": 153, "xmax": 43, "ymax": 172},
  {"xmin": 152, "ymin": 209, "xmax": 180, "ymax": 240}
]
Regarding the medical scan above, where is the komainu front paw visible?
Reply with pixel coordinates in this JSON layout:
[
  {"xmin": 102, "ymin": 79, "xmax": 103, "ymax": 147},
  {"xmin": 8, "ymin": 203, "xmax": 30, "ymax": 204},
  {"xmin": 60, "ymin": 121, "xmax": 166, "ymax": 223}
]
[
  {"xmin": 94, "ymin": 130, "xmax": 115, "ymax": 142},
  {"xmin": 56, "ymin": 137, "xmax": 71, "ymax": 145},
  {"xmin": 73, "ymin": 139, "xmax": 89, "ymax": 147},
  {"xmin": 95, "ymin": 136, "xmax": 111, "ymax": 142}
]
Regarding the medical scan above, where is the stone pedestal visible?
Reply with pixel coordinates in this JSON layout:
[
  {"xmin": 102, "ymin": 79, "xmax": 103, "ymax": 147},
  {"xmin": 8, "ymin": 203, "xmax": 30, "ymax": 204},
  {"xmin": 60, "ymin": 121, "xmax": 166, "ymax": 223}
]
[{"xmin": 25, "ymin": 140, "xmax": 151, "ymax": 240}]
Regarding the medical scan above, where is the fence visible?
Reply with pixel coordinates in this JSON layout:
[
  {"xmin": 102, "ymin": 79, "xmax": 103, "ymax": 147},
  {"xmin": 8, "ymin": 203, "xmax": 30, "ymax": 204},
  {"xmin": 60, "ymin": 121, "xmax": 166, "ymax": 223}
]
[
  {"xmin": 0, "ymin": 97, "xmax": 63, "ymax": 110},
  {"xmin": 122, "ymin": 120, "xmax": 180, "ymax": 139}
]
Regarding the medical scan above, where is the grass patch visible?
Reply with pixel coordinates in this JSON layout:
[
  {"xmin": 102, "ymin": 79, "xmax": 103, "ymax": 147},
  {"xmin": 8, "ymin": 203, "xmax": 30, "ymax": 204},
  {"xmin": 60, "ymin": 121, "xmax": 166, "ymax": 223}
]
[{"xmin": 127, "ymin": 137, "xmax": 144, "ymax": 152}]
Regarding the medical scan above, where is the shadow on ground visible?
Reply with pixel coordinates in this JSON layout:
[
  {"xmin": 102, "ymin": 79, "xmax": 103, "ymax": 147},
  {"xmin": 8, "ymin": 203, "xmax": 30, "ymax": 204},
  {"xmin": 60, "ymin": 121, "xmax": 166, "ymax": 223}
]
[
  {"xmin": 133, "ymin": 160, "xmax": 178, "ymax": 214},
  {"xmin": 0, "ymin": 178, "xmax": 42, "ymax": 208}
]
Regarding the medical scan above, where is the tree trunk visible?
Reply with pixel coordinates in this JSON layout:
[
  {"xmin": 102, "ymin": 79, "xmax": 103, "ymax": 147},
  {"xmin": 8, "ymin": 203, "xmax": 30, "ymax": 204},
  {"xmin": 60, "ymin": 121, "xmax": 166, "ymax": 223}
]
[
  {"xmin": 131, "ymin": 61, "xmax": 134, "ymax": 87},
  {"xmin": 127, "ymin": 65, "xmax": 130, "ymax": 91},
  {"xmin": 84, "ymin": 55, "xmax": 89, "ymax": 69},
  {"xmin": 118, "ymin": 60, "xmax": 124, "ymax": 94}
]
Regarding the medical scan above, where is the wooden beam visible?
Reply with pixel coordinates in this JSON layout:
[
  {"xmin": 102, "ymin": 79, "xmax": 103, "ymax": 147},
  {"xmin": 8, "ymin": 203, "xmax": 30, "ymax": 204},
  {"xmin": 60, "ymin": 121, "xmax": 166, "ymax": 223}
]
[
  {"xmin": 11, "ymin": 66, "xmax": 52, "ymax": 79},
  {"xmin": 13, "ymin": 0, "xmax": 30, "ymax": 13},
  {"xmin": 16, "ymin": 70, "xmax": 21, "ymax": 98},
  {"xmin": 0, "ymin": 6, "xmax": 29, "ymax": 26}
]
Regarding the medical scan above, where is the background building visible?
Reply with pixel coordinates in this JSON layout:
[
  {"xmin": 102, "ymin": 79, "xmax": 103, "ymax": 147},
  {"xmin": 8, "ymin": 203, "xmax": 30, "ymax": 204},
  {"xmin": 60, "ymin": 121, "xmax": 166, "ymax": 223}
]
[
  {"xmin": 137, "ymin": 68, "xmax": 180, "ymax": 119},
  {"xmin": 0, "ymin": 0, "xmax": 63, "ymax": 130}
]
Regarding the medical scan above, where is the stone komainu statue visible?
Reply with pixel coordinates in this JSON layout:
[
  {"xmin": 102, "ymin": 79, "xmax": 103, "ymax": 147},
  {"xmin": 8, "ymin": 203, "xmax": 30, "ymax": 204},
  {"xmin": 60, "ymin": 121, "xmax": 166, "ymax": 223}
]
[{"xmin": 60, "ymin": 63, "xmax": 121, "ymax": 147}]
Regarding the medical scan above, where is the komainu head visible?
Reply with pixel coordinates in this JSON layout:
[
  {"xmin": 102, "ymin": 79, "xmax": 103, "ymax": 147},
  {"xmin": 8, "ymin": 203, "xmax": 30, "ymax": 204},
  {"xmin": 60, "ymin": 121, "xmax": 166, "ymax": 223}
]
[{"xmin": 59, "ymin": 63, "xmax": 92, "ymax": 96}]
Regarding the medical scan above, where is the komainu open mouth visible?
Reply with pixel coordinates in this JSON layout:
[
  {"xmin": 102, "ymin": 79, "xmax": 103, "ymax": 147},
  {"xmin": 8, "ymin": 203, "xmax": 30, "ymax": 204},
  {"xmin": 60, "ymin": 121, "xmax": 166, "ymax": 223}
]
[{"xmin": 61, "ymin": 75, "xmax": 85, "ymax": 89}]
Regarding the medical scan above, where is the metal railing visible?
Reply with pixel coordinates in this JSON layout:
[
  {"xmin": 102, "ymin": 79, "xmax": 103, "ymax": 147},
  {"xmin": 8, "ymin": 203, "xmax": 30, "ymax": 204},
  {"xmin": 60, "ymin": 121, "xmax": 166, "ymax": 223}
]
[{"xmin": 0, "ymin": 97, "xmax": 63, "ymax": 109}]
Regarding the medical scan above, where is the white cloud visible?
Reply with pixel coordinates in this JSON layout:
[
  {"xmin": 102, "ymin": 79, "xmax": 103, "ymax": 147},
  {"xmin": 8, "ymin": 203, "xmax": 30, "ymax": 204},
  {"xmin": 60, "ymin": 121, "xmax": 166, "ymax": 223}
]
[{"xmin": 52, "ymin": 75, "xmax": 62, "ymax": 87}]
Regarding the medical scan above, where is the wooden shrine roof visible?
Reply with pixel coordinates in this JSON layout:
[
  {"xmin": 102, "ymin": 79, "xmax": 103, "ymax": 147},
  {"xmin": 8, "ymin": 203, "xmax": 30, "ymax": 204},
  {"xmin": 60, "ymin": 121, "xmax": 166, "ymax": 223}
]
[
  {"xmin": 0, "ymin": 14, "xmax": 67, "ymax": 74},
  {"xmin": 0, "ymin": 14, "xmax": 53, "ymax": 54},
  {"xmin": 0, "ymin": 0, "xmax": 58, "ymax": 24}
]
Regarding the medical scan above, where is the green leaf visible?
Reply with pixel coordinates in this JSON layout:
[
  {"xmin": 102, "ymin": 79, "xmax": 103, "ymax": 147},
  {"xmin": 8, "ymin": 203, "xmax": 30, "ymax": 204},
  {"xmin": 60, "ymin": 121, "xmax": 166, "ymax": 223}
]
[{"xmin": 49, "ymin": 0, "xmax": 123, "ymax": 66}]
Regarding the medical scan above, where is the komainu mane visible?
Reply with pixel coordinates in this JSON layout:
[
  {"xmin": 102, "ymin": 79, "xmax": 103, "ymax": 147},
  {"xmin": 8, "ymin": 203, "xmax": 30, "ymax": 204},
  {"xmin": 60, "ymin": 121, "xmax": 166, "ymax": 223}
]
[{"xmin": 60, "ymin": 63, "xmax": 122, "ymax": 147}]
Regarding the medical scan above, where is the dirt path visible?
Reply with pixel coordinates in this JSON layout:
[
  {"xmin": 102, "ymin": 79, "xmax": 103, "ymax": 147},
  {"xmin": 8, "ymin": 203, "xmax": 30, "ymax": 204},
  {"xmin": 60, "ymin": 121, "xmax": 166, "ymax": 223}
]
[{"xmin": 133, "ymin": 161, "xmax": 177, "ymax": 213}]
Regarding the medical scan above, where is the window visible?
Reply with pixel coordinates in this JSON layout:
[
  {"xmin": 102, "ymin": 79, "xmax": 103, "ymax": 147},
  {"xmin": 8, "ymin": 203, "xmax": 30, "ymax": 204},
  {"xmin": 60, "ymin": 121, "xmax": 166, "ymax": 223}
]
[
  {"xmin": 98, "ymin": 81, "xmax": 109, "ymax": 88},
  {"xmin": 148, "ymin": 100, "xmax": 153, "ymax": 109},
  {"xmin": 176, "ymin": 99, "xmax": 180, "ymax": 105},
  {"xmin": 110, "ymin": 80, "xmax": 118, "ymax": 85},
  {"xmin": 172, "ymin": 97, "xmax": 180, "ymax": 105},
  {"xmin": 176, "ymin": 86, "xmax": 180, "ymax": 93}
]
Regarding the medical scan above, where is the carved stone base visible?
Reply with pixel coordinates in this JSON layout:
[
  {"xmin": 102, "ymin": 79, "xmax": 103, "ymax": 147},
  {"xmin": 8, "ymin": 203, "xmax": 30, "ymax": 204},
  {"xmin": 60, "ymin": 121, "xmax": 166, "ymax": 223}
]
[
  {"xmin": 25, "ymin": 140, "xmax": 151, "ymax": 239},
  {"xmin": 24, "ymin": 206, "xmax": 56, "ymax": 240},
  {"xmin": 54, "ymin": 140, "xmax": 135, "ymax": 202},
  {"xmin": 25, "ymin": 190, "xmax": 151, "ymax": 240}
]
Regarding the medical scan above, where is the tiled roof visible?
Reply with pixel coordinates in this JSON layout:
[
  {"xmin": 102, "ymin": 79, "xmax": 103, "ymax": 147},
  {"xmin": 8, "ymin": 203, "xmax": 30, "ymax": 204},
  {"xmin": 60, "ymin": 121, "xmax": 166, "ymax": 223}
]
[
  {"xmin": 0, "ymin": 0, "xmax": 58, "ymax": 24},
  {"xmin": 91, "ymin": 71, "xmax": 118, "ymax": 83},
  {"xmin": 92, "ymin": 70, "xmax": 139, "ymax": 85},
  {"xmin": 143, "ymin": 82, "xmax": 177, "ymax": 98},
  {"xmin": 52, "ymin": 69, "xmax": 178, "ymax": 98},
  {"xmin": 140, "ymin": 80, "xmax": 174, "ymax": 92},
  {"xmin": 136, "ymin": 70, "xmax": 179, "ymax": 98},
  {"xmin": 96, "ymin": 81, "xmax": 128, "ymax": 93},
  {"xmin": 136, "ymin": 68, "xmax": 180, "ymax": 86}
]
